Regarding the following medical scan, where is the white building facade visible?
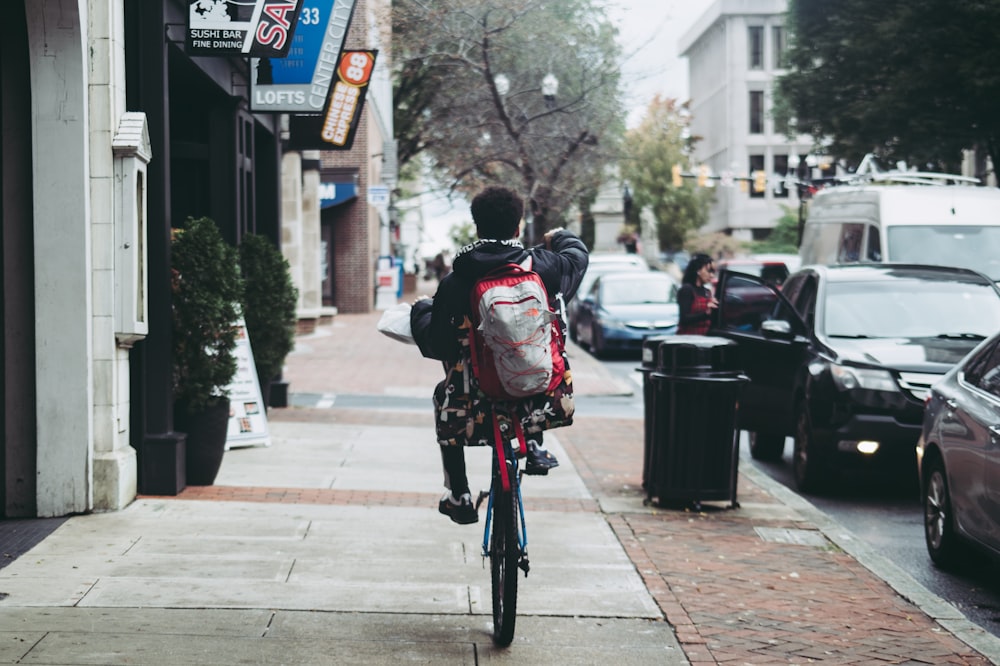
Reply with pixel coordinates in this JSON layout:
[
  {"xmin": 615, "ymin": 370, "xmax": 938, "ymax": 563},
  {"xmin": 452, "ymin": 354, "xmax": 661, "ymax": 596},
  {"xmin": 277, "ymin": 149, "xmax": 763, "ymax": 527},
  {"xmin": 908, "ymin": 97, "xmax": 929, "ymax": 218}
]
[{"xmin": 680, "ymin": 0, "xmax": 827, "ymax": 242}]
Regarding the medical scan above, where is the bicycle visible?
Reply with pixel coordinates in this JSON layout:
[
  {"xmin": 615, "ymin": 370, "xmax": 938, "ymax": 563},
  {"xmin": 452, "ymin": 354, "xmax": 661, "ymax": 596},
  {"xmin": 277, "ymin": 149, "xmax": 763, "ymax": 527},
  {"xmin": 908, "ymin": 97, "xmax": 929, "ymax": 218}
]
[{"xmin": 475, "ymin": 419, "xmax": 530, "ymax": 647}]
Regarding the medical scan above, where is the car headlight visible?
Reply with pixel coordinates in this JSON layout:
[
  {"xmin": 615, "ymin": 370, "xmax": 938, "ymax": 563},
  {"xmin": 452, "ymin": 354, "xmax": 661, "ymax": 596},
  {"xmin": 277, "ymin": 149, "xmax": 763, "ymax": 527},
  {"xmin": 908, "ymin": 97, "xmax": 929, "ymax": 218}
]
[
  {"xmin": 600, "ymin": 316, "xmax": 628, "ymax": 330},
  {"xmin": 829, "ymin": 365, "xmax": 899, "ymax": 393}
]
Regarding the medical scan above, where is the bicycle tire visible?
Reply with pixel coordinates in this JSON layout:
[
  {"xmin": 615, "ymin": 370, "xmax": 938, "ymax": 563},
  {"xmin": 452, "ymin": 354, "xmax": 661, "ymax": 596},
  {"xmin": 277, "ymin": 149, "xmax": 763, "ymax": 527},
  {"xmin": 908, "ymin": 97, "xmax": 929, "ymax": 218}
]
[{"xmin": 491, "ymin": 458, "xmax": 519, "ymax": 646}]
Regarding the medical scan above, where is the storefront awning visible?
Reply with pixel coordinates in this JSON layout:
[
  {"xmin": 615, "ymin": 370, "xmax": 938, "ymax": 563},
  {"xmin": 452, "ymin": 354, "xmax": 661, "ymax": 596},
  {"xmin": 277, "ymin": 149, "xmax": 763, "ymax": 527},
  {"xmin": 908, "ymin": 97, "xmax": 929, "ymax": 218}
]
[{"xmin": 318, "ymin": 181, "xmax": 357, "ymax": 209}]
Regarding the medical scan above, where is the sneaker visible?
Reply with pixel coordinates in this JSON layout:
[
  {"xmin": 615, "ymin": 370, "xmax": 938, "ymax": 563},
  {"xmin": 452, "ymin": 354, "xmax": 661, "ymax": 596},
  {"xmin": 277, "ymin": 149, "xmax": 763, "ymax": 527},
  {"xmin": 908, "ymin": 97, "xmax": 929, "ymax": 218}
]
[
  {"xmin": 524, "ymin": 440, "xmax": 559, "ymax": 476},
  {"xmin": 438, "ymin": 492, "xmax": 478, "ymax": 524}
]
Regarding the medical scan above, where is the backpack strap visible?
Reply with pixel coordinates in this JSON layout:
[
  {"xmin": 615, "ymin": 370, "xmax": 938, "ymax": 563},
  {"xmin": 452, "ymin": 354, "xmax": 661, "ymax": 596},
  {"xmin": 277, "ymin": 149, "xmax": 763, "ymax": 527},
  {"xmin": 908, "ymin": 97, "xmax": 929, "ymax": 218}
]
[{"xmin": 491, "ymin": 407, "xmax": 515, "ymax": 492}]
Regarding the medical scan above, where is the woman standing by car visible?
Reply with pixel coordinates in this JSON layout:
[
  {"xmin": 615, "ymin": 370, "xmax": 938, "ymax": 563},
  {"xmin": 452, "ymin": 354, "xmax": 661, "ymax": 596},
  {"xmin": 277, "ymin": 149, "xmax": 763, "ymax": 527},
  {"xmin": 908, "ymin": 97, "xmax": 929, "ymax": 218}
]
[{"xmin": 676, "ymin": 253, "xmax": 718, "ymax": 335}]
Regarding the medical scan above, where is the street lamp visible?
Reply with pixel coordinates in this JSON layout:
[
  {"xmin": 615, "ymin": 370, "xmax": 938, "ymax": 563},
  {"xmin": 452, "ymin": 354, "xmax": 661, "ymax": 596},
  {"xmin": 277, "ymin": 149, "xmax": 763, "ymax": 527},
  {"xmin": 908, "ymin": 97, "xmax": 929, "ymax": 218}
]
[
  {"xmin": 493, "ymin": 73, "xmax": 559, "ymax": 108},
  {"xmin": 494, "ymin": 73, "xmax": 510, "ymax": 97},
  {"xmin": 541, "ymin": 73, "xmax": 558, "ymax": 109}
]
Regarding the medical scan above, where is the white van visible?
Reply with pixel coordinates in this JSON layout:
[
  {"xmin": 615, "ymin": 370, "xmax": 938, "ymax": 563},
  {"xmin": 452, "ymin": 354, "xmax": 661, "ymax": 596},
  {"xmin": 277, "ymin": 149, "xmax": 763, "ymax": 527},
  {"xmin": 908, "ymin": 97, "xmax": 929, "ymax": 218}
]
[{"xmin": 798, "ymin": 184, "xmax": 1000, "ymax": 281}]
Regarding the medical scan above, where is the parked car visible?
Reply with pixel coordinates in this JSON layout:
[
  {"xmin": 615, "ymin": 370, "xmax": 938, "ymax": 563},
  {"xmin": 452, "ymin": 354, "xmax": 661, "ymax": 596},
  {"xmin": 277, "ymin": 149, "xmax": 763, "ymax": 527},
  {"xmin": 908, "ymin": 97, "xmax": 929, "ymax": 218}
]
[
  {"xmin": 567, "ymin": 253, "xmax": 649, "ymax": 341},
  {"xmin": 712, "ymin": 264, "xmax": 1000, "ymax": 493},
  {"xmin": 716, "ymin": 254, "xmax": 802, "ymax": 287},
  {"xmin": 917, "ymin": 330, "xmax": 1000, "ymax": 568},
  {"xmin": 574, "ymin": 271, "xmax": 679, "ymax": 357}
]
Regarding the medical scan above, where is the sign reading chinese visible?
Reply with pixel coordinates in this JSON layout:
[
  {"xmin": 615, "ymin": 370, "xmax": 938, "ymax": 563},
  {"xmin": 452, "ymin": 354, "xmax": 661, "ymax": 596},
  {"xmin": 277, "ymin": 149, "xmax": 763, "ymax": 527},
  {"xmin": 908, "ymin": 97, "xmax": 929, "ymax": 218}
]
[
  {"xmin": 318, "ymin": 50, "xmax": 376, "ymax": 149},
  {"xmin": 249, "ymin": 0, "xmax": 358, "ymax": 113},
  {"xmin": 187, "ymin": 0, "xmax": 305, "ymax": 57}
]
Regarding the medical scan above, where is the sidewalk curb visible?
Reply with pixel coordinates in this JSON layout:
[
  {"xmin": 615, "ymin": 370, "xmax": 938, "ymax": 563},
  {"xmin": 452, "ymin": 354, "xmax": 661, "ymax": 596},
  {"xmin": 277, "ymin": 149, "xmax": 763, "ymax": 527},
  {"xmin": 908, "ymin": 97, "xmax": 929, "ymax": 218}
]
[{"xmin": 740, "ymin": 462, "xmax": 1000, "ymax": 663}]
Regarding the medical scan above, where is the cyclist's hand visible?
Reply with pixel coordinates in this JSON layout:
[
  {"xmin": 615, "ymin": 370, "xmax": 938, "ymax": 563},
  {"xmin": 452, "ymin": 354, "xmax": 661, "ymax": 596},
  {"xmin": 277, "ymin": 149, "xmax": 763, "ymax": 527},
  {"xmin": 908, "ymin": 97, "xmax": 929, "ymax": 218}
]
[{"xmin": 543, "ymin": 227, "xmax": 564, "ymax": 249}]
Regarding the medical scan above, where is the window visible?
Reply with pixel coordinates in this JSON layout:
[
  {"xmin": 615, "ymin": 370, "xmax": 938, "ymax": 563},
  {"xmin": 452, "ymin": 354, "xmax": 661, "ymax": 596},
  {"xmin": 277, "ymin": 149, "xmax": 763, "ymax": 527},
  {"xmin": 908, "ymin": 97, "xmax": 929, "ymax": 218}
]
[
  {"xmin": 977, "ymin": 345, "xmax": 1000, "ymax": 397},
  {"xmin": 749, "ymin": 154, "xmax": 765, "ymax": 199},
  {"xmin": 772, "ymin": 26, "xmax": 787, "ymax": 69},
  {"xmin": 965, "ymin": 341, "xmax": 1000, "ymax": 398},
  {"xmin": 748, "ymin": 26, "xmax": 764, "ymax": 69},
  {"xmin": 837, "ymin": 224, "xmax": 864, "ymax": 262},
  {"xmin": 793, "ymin": 275, "xmax": 818, "ymax": 330},
  {"xmin": 865, "ymin": 225, "xmax": 882, "ymax": 261},
  {"xmin": 749, "ymin": 91, "xmax": 764, "ymax": 134},
  {"xmin": 773, "ymin": 154, "xmax": 789, "ymax": 198}
]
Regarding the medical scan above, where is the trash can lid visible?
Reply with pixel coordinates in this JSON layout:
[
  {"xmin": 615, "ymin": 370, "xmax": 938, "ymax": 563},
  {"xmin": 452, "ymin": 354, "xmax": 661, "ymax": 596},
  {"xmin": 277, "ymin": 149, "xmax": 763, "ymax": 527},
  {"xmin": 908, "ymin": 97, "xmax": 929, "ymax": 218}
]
[
  {"xmin": 640, "ymin": 334, "xmax": 675, "ymax": 370},
  {"xmin": 655, "ymin": 335, "xmax": 742, "ymax": 374}
]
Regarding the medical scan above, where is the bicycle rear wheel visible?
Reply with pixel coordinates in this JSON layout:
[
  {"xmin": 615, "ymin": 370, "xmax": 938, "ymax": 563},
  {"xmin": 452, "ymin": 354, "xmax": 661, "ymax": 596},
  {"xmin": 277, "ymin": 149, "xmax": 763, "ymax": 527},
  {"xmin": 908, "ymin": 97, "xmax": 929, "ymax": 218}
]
[{"xmin": 490, "ymin": 461, "xmax": 520, "ymax": 646}]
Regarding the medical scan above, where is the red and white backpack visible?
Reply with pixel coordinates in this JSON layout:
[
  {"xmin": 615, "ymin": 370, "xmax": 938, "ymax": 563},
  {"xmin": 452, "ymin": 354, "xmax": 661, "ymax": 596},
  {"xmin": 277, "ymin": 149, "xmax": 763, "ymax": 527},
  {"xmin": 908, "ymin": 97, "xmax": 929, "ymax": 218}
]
[{"xmin": 468, "ymin": 257, "xmax": 566, "ymax": 402}]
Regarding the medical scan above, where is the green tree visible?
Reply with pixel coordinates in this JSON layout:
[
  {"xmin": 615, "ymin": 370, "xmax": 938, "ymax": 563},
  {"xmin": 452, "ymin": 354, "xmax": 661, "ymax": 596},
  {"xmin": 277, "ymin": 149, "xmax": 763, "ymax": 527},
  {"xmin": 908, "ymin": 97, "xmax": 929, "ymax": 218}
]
[
  {"xmin": 392, "ymin": 0, "xmax": 626, "ymax": 235},
  {"xmin": 239, "ymin": 234, "xmax": 298, "ymax": 393},
  {"xmin": 775, "ymin": 0, "xmax": 1000, "ymax": 175},
  {"xmin": 620, "ymin": 97, "xmax": 712, "ymax": 253},
  {"xmin": 750, "ymin": 206, "xmax": 800, "ymax": 254}
]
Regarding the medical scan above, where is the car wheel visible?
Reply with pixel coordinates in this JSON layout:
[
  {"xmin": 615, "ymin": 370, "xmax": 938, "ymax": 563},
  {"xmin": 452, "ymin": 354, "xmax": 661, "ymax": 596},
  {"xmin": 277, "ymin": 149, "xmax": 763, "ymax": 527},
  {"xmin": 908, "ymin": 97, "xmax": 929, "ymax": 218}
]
[
  {"xmin": 749, "ymin": 431, "xmax": 785, "ymax": 461},
  {"xmin": 923, "ymin": 456, "xmax": 962, "ymax": 569},
  {"xmin": 590, "ymin": 323, "xmax": 605, "ymax": 358},
  {"xmin": 577, "ymin": 319, "xmax": 590, "ymax": 349},
  {"xmin": 793, "ymin": 403, "xmax": 829, "ymax": 493},
  {"xmin": 569, "ymin": 319, "xmax": 579, "ymax": 343}
]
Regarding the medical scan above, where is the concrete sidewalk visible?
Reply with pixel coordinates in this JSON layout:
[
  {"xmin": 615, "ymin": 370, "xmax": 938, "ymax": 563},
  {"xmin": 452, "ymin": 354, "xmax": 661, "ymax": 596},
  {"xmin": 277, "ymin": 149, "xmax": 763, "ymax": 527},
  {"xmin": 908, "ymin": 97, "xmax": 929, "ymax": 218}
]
[{"xmin": 1, "ymin": 299, "xmax": 999, "ymax": 664}]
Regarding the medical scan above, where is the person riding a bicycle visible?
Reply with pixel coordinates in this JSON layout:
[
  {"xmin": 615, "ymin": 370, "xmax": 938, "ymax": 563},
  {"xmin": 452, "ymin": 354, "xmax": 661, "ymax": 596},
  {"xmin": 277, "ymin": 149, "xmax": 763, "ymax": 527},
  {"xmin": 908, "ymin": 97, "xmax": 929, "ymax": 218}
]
[{"xmin": 410, "ymin": 186, "xmax": 589, "ymax": 524}]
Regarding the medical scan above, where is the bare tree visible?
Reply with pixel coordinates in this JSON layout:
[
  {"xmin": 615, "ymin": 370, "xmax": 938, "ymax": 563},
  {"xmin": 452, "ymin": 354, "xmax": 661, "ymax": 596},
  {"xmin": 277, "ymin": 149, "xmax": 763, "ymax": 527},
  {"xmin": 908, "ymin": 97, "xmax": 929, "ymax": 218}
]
[{"xmin": 393, "ymin": 0, "xmax": 625, "ymax": 237}]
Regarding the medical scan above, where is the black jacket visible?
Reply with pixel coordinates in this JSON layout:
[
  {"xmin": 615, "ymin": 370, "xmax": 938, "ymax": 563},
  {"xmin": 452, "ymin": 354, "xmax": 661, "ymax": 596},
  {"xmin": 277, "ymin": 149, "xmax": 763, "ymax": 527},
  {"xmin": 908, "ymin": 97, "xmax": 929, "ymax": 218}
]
[{"xmin": 411, "ymin": 231, "xmax": 589, "ymax": 362}]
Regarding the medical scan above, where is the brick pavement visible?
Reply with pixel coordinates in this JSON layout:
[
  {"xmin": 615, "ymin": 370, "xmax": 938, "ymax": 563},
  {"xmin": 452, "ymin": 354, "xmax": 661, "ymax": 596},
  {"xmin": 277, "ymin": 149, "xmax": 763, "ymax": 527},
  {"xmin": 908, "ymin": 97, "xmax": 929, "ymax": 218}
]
[
  {"xmin": 562, "ymin": 421, "xmax": 992, "ymax": 663},
  {"xmin": 248, "ymin": 302, "xmax": 996, "ymax": 664}
]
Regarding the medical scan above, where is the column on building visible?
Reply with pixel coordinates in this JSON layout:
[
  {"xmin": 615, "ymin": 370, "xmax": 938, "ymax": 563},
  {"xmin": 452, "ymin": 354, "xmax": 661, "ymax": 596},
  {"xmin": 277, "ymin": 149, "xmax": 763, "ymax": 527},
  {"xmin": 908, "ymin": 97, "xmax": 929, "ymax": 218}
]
[
  {"xmin": 92, "ymin": 1, "xmax": 145, "ymax": 510},
  {"xmin": 26, "ymin": 1, "xmax": 94, "ymax": 517}
]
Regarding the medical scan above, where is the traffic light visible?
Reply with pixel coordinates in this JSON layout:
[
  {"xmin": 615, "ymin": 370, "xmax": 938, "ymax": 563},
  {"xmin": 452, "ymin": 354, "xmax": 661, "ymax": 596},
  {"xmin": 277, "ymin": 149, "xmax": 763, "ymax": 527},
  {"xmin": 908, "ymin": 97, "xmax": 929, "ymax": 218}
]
[
  {"xmin": 671, "ymin": 164, "xmax": 682, "ymax": 187},
  {"xmin": 697, "ymin": 165, "xmax": 708, "ymax": 187},
  {"xmin": 753, "ymin": 169, "xmax": 767, "ymax": 193}
]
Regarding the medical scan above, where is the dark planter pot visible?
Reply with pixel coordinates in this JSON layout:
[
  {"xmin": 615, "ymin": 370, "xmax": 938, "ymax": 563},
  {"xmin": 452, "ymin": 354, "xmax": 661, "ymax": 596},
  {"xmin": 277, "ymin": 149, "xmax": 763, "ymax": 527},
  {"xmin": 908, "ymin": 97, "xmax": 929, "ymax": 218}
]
[
  {"xmin": 266, "ymin": 379, "xmax": 289, "ymax": 409},
  {"xmin": 175, "ymin": 398, "xmax": 231, "ymax": 486}
]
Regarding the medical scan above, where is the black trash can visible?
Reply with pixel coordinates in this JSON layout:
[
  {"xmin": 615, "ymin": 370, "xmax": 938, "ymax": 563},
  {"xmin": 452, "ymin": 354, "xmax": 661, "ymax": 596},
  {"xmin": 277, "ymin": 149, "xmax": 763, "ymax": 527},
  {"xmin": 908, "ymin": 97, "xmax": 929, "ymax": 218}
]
[
  {"xmin": 649, "ymin": 336, "xmax": 748, "ymax": 510},
  {"xmin": 638, "ymin": 335, "xmax": 673, "ymax": 492}
]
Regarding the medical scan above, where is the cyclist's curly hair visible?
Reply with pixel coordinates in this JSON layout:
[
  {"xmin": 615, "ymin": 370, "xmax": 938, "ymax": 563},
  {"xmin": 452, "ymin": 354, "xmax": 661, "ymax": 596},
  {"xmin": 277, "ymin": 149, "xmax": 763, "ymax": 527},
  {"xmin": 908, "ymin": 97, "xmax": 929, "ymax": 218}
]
[{"xmin": 471, "ymin": 187, "xmax": 524, "ymax": 240}]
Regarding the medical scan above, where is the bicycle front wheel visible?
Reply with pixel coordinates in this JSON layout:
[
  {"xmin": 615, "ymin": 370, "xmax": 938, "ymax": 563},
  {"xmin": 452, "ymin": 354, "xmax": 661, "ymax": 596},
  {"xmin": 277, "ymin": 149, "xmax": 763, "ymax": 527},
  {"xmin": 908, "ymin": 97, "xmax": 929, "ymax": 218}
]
[{"xmin": 490, "ymin": 473, "xmax": 519, "ymax": 646}]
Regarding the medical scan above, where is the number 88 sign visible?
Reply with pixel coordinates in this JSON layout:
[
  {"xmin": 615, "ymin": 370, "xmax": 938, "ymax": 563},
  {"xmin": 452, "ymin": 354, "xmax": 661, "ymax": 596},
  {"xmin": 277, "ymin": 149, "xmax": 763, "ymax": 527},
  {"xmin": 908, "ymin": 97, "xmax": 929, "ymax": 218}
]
[{"xmin": 339, "ymin": 51, "xmax": 374, "ymax": 86}]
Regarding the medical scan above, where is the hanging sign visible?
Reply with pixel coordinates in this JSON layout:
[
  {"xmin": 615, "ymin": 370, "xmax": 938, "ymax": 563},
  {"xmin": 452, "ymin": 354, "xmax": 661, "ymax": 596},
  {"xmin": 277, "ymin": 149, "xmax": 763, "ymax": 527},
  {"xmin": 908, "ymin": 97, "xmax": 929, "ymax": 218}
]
[
  {"xmin": 187, "ymin": 0, "xmax": 305, "ymax": 57},
  {"xmin": 319, "ymin": 50, "xmax": 376, "ymax": 148},
  {"xmin": 284, "ymin": 49, "xmax": 375, "ymax": 150},
  {"xmin": 249, "ymin": 0, "xmax": 358, "ymax": 113}
]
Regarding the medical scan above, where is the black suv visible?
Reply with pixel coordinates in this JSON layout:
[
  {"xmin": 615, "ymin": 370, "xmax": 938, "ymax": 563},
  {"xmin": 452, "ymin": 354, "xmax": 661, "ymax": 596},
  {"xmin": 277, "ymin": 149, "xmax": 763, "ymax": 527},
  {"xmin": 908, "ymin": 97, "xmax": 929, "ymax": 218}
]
[{"xmin": 712, "ymin": 264, "xmax": 1000, "ymax": 492}]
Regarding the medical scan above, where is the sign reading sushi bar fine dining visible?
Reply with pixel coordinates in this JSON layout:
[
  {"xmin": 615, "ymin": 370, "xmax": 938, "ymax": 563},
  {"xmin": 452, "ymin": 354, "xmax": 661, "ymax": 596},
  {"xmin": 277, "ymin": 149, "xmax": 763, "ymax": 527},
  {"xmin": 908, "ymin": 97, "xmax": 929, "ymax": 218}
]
[
  {"xmin": 187, "ymin": 0, "xmax": 305, "ymax": 57},
  {"xmin": 225, "ymin": 320, "xmax": 271, "ymax": 450}
]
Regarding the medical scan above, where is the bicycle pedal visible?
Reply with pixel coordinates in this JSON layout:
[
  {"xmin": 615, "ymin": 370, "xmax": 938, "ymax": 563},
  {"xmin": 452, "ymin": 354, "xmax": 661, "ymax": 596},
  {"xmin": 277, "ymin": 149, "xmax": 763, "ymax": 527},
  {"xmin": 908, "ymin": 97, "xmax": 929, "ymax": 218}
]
[
  {"xmin": 475, "ymin": 490, "xmax": 489, "ymax": 511},
  {"xmin": 519, "ymin": 557, "xmax": 530, "ymax": 575}
]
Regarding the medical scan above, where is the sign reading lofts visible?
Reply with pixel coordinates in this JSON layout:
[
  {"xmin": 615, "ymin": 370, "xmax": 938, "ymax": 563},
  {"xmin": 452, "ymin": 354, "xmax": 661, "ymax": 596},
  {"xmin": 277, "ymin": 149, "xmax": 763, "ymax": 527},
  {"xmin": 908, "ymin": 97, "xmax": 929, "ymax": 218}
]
[{"xmin": 249, "ymin": 0, "xmax": 359, "ymax": 114}]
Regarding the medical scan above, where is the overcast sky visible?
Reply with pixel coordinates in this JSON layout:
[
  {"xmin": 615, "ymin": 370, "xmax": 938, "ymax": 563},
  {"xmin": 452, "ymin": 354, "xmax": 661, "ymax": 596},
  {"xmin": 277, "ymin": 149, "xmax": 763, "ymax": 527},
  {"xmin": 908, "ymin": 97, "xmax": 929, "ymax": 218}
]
[{"xmin": 608, "ymin": 0, "xmax": 711, "ymax": 126}]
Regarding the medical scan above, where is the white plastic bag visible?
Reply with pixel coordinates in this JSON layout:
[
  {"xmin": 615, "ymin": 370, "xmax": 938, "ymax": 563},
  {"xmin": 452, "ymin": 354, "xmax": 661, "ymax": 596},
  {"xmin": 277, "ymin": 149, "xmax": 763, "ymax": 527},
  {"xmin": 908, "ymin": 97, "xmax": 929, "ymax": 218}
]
[{"xmin": 377, "ymin": 302, "xmax": 415, "ymax": 344}]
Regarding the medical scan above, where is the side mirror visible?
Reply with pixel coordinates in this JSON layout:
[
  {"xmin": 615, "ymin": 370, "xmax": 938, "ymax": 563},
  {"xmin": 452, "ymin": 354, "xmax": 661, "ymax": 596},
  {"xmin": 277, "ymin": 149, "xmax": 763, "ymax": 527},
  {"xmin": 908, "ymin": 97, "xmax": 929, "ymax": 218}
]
[{"xmin": 761, "ymin": 319, "xmax": 794, "ymax": 339}]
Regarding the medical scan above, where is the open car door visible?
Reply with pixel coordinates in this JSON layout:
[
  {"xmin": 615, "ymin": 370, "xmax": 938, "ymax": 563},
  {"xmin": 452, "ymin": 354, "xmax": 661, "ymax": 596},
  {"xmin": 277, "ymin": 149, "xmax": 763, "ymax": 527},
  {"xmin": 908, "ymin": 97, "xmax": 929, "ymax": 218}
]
[{"xmin": 711, "ymin": 269, "xmax": 811, "ymax": 439}]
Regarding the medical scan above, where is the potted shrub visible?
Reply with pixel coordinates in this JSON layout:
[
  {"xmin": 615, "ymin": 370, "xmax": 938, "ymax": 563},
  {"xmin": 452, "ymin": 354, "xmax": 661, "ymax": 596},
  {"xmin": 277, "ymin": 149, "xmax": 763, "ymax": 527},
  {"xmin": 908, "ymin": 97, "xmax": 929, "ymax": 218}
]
[
  {"xmin": 171, "ymin": 216, "xmax": 244, "ymax": 485},
  {"xmin": 239, "ymin": 233, "xmax": 298, "ymax": 407}
]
